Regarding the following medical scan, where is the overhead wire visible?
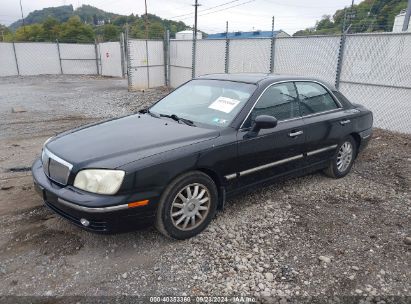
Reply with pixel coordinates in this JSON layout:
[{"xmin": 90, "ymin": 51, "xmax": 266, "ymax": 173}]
[{"xmin": 170, "ymin": 0, "xmax": 242, "ymax": 18}]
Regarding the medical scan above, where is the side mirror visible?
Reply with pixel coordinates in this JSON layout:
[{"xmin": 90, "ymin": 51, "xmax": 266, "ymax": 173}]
[
  {"xmin": 245, "ymin": 115, "xmax": 278, "ymax": 138},
  {"xmin": 251, "ymin": 115, "xmax": 278, "ymax": 132}
]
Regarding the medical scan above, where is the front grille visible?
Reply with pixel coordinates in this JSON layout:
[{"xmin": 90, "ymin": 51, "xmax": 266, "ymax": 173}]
[{"xmin": 42, "ymin": 148, "xmax": 71, "ymax": 185}]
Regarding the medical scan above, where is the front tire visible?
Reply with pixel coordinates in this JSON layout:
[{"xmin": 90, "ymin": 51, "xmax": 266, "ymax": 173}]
[
  {"xmin": 324, "ymin": 136, "xmax": 357, "ymax": 178},
  {"xmin": 155, "ymin": 171, "xmax": 218, "ymax": 239}
]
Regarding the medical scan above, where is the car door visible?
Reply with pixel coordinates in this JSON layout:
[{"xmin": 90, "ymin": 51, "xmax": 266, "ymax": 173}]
[
  {"xmin": 295, "ymin": 81, "xmax": 351, "ymax": 165},
  {"xmin": 235, "ymin": 82, "xmax": 306, "ymax": 188}
]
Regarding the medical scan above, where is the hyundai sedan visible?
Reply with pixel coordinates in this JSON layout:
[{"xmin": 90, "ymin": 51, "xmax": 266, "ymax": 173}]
[{"xmin": 32, "ymin": 73, "xmax": 373, "ymax": 239}]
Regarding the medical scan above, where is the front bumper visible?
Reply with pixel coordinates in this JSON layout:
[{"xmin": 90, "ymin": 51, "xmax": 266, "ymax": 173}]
[{"xmin": 32, "ymin": 158, "xmax": 158, "ymax": 233}]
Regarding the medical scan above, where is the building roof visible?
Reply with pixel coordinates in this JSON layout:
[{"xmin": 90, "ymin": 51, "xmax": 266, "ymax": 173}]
[{"xmin": 206, "ymin": 30, "xmax": 285, "ymax": 39}]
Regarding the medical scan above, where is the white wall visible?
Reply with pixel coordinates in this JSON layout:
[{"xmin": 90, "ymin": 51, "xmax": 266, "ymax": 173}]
[{"xmin": 175, "ymin": 31, "xmax": 202, "ymax": 40}]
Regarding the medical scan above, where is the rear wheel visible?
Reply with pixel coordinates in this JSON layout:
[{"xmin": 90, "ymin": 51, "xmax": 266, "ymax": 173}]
[
  {"xmin": 324, "ymin": 136, "xmax": 357, "ymax": 178},
  {"xmin": 155, "ymin": 171, "xmax": 218, "ymax": 239}
]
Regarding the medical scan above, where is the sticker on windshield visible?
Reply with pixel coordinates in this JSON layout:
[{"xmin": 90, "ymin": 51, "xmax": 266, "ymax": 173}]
[
  {"xmin": 212, "ymin": 118, "xmax": 228, "ymax": 124},
  {"xmin": 208, "ymin": 97, "xmax": 240, "ymax": 113}
]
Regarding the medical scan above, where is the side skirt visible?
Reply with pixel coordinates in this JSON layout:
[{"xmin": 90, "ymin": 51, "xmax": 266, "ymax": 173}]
[{"xmin": 225, "ymin": 160, "xmax": 329, "ymax": 199}]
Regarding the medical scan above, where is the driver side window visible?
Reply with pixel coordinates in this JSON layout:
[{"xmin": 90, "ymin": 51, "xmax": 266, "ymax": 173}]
[{"xmin": 243, "ymin": 82, "xmax": 299, "ymax": 128}]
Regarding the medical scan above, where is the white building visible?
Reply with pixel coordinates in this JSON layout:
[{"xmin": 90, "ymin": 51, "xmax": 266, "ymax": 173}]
[
  {"xmin": 393, "ymin": 10, "xmax": 411, "ymax": 32},
  {"xmin": 175, "ymin": 30, "xmax": 202, "ymax": 40}
]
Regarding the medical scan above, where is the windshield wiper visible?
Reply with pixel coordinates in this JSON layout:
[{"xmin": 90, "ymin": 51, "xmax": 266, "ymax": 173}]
[
  {"xmin": 139, "ymin": 108, "xmax": 160, "ymax": 118},
  {"xmin": 159, "ymin": 114, "xmax": 196, "ymax": 126}
]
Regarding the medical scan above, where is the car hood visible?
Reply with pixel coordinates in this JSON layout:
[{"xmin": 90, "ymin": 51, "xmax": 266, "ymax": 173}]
[{"xmin": 46, "ymin": 114, "xmax": 220, "ymax": 169}]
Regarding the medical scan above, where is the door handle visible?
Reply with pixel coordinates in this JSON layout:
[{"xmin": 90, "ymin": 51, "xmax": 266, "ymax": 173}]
[
  {"xmin": 289, "ymin": 130, "xmax": 303, "ymax": 137},
  {"xmin": 340, "ymin": 119, "xmax": 351, "ymax": 125}
]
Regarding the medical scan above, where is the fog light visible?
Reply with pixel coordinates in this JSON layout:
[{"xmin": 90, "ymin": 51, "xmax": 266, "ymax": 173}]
[{"xmin": 80, "ymin": 218, "xmax": 90, "ymax": 227}]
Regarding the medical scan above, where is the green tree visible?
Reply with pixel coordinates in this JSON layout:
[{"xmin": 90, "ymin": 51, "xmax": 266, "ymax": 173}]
[
  {"xmin": 0, "ymin": 24, "xmax": 11, "ymax": 41},
  {"xmin": 294, "ymin": 0, "xmax": 408, "ymax": 36},
  {"xmin": 59, "ymin": 16, "xmax": 95, "ymax": 43},
  {"xmin": 41, "ymin": 17, "xmax": 60, "ymax": 41},
  {"xmin": 102, "ymin": 23, "xmax": 119, "ymax": 41},
  {"xmin": 14, "ymin": 24, "xmax": 44, "ymax": 41},
  {"xmin": 149, "ymin": 22, "xmax": 164, "ymax": 39},
  {"xmin": 316, "ymin": 15, "xmax": 334, "ymax": 30}
]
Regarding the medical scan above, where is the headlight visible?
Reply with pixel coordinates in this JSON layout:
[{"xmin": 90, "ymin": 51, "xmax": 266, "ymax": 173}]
[{"xmin": 74, "ymin": 169, "xmax": 125, "ymax": 195}]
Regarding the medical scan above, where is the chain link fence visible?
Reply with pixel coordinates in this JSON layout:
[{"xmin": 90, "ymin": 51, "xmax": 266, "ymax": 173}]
[
  {"xmin": 58, "ymin": 43, "xmax": 98, "ymax": 75},
  {"xmin": 229, "ymin": 38, "xmax": 272, "ymax": 73},
  {"xmin": 195, "ymin": 39, "xmax": 226, "ymax": 77},
  {"xmin": 1, "ymin": 33, "xmax": 409, "ymax": 133},
  {"xmin": 273, "ymin": 35, "xmax": 341, "ymax": 85},
  {"xmin": 338, "ymin": 33, "xmax": 411, "ymax": 133},
  {"xmin": 127, "ymin": 39, "xmax": 165, "ymax": 90},
  {"xmin": 169, "ymin": 40, "xmax": 192, "ymax": 88},
  {"xmin": 0, "ymin": 40, "xmax": 126, "ymax": 78},
  {"xmin": 127, "ymin": 32, "xmax": 410, "ymax": 133}
]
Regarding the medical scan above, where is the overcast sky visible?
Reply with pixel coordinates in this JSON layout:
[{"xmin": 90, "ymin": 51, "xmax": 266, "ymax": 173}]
[{"xmin": 0, "ymin": 0, "xmax": 358, "ymax": 34}]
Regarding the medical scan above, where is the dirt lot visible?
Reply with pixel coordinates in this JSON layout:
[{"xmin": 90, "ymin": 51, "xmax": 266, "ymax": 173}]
[{"xmin": 0, "ymin": 75, "xmax": 410, "ymax": 301}]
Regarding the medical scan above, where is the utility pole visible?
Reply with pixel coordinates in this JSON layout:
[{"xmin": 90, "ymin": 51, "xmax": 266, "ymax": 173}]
[
  {"xmin": 342, "ymin": 7, "xmax": 347, "ymax": 32},
  {"xmin": 403, "ymin": 0, "xmax": 411, "ymax": 31},
  {"xmin": 193, "ymin": 0, "xmax": 199, "ymax": 40},
  {"xmin": 347, "ymin": 0, "xmax": 355, "ymax": 33},
  {"xmin": 144, "ymin": 0, "xmax": 149, "ymax": 39},
  {"xmin": 19, "ymin": 0, "xmax": 26, "ymax": 35},
  {"xmin": 191, "ymin": 0, "xmax": 200, "ymax": 78}
]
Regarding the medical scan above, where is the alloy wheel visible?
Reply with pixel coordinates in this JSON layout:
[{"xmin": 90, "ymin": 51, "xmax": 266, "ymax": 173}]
[
  {"xmin": 170, "ymin": 183, "xmax": 211, "ymax": 231},
  {"xmin": 336, "ymin": 141, "xmax": 353, "ymax": 172}
]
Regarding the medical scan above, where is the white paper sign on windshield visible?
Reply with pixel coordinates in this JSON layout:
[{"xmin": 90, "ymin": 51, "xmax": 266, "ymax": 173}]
[{"xmin": 208, "ymin": 97, "xmax": 240, "ymax": 113}]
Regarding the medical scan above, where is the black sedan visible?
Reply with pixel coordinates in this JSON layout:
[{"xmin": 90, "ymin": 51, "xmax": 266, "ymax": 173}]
[{"xmin": 32, "ymin": 74, "xmax": 373, "ymax": 239}]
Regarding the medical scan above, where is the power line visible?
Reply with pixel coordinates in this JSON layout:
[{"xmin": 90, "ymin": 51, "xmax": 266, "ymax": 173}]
[
  {"xmin": 197, "ymin": 0, "xmax": 241, "ymax": 13},
  {"xmin": 178, "ymin": 0, "xmax": 256, "ymax": 20},
  {"xmin": 170, "ymin": 0, "xmax": 241, "ymax": 18},
  {"xmin": 199, "ymin": 0, "xmax": 256, "ymax": 16}
]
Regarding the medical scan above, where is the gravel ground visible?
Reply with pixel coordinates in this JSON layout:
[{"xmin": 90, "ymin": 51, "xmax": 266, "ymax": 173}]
[{"xmin": 0, "ymin": 75, "xmax": 410, "ymax": 302}]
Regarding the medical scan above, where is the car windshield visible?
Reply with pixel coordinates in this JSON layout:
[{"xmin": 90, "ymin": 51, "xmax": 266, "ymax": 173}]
[{"xmin": 150, "ymin": 79, "xmax": 256, "ymax": 128}]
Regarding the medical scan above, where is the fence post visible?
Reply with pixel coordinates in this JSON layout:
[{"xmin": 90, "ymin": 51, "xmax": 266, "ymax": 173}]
[
  {"xmin": 120, "ymin": 33, "xmax": 126, "ymax": 78},
  {"xmin": 12, "ymin": 41, "xmax": 20, "ymax": 76},
  {"xmin": 145, "ymin": 39, "xmax": 150, "ymax": 88},
  {"xmin": 56, "ymin": 39, "xmax": 63, "ymax": 74},
  {"xmin": 335, "ymin": 33, "xmax": 347, "ymax": 90},
  {"xmin": 269, "ymin": 16, "xmax": 276, "ymax": 73},
  {"xmin": 164, "ymin": 29, "xmax": 170, "ymax": 87},
  {"xmin": 192, "ymin": 37, "xmax": 197, "ymax": 78},
  {"xmin": 125, "ymin": 26, "xmax": 132, "ymax": 91},
  {"xmin": 224, "ymin": 21, "xmax": 230, "ymax": 73},
  {"xmin": 94, "ymin": 39, "xmax": 100, "ymax": 75}
]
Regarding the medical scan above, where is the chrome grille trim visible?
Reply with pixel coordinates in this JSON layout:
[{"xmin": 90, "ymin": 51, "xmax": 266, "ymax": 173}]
[
  {"xmin": 43, "ymin": 147, "xmax": 73, "ymax": 170},
  {"xmin": 42, "ymin": 147, "xmax": 73, "ymax": 185}
]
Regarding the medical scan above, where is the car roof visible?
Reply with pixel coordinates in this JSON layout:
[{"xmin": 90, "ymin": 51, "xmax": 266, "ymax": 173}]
[{"xmin": 197, "ymin": 73, "xmax": 336, "ymax": 90}]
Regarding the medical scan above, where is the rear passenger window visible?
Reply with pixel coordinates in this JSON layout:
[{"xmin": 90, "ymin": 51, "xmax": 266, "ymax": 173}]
[
  {"xmin": 243, "ymin": 82, "xmax": 299, "ymax": 128},
  {"xmin": 295, "ymin": 82, "xmax": 339, "ymax": 115}
]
